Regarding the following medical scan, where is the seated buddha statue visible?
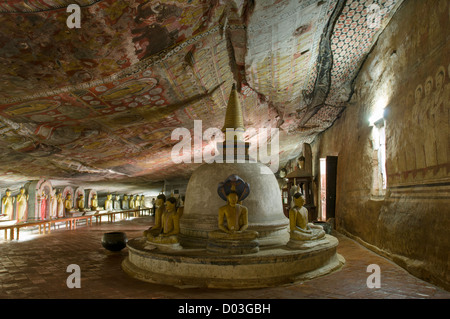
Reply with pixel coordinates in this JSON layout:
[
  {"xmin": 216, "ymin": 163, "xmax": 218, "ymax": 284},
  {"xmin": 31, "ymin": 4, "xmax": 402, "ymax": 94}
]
[
  {"xmin": 287, "ymin": 193, "xmax": 327, "ymax": 249},
  {"xmin": 121, "ymin": 195, "xmax": 129, "ymax": 210},
  {"xmin": 64, "ymin": 194, "xmax": 78, "ymax": 214},
  {"xmin": 208, "ymin": 175, "xmax": 259, "ymax": 254},
  {"xmin": 104, "ymin": 194, "xmax": 113, "ymax": 211},
  {"xmin": 146, "ymin": 197, "xmax": 180, "ymax": 246},
  {"xmin": 143, "ymin": 194, "xmax": 166, "ymax": 237},
  {"xmin": 129, "ymin": 195, "xmax": 136, "ymax": 209},
  {"xmin": 113, "ymin": 195, "xmax": 121, "ymax": 210},
  {"xmin": 76, "ymin": 194, "xmax": 86, "ymax": 212},
  {"xmin": 91, "ymin": 194, "xmax": 100, "ymax": 211}
]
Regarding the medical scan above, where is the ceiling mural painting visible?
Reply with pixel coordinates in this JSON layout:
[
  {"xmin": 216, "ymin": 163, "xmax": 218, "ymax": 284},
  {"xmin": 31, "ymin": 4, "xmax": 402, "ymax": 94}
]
[{"xmin": 0, "ymin": 0, "xmax": 403, "ymax": 190}]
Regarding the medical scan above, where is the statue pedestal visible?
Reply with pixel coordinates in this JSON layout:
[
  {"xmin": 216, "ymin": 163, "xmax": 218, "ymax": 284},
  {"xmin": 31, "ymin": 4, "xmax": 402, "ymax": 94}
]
[
  {"xmin": 206, "ymin": 230, "xmax": 259, "ymax": 255},
  {"xmin": 286, "ymin": 237, "xmax": 330, "ymax": 250},
  {"xmin": 65, "ymin": 211, "xmax": 84, "ymax": 217},
  {"xmin": 144, "ymin": 241, "xmax": 183, "ymax": 253},
  {"xmin": 123, "ymin": 234, "xmax": 344, "ymax": 289}
]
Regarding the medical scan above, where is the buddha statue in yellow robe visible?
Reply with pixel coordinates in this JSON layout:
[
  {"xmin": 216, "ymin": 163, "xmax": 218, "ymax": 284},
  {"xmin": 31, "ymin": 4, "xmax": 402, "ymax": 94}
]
[
  {"xmin": 77, "ymin": 194, "xmax": 86, "ymax": 212},
  {"xmin": 91, "ymin": 194, "xmax": 99, "ymax": 211},
  {"xmin": 207, "ymin": 175, "xmax": 259, "ymax": 255},
  {"xmin": 287, "ymin": 193, "xmax": 326, "ymax": 249},
  {"xmin": 64, "ymin": 194, "xmax": 77, "ymax": 214},
  {"xmin": 104, "ymin": 194, "xmax": 113, "ymax": 211},
  {"xmin": 146, "ymin": 197, "xmax": 180, "ymax": 245},
  {"xmin": 2, "ymin": 189, "xmax": 15, "ymax": 220},
  {"xmin": 143, "ymin": 194, "xmax": 166, "ymax": 237},
  {"xmin": 16, "ymin": 187, "xmax": 28, "ymax": 222},
  {"xmin": 210, "ymin": 175, "xmax": 257, "ymax": 240}
]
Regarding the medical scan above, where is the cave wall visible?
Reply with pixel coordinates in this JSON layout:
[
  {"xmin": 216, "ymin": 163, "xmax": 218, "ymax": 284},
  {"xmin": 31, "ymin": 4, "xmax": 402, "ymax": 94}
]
[{"xmin": 312, "ymin": 0, "xmax": 449, "ymax": 290}]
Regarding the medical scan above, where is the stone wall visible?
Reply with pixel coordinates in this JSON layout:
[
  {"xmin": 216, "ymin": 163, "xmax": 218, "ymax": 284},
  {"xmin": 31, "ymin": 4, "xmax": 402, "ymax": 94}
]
[{"xmin": 312, "ymin": 0, "xmax": 449, "ymax": 290}]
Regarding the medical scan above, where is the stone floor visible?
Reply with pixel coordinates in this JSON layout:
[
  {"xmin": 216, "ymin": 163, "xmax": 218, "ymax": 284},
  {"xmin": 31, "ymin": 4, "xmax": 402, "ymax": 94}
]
[{"xmin": 0, "ymin": 215, "xmax": 449, "ymax": 300}]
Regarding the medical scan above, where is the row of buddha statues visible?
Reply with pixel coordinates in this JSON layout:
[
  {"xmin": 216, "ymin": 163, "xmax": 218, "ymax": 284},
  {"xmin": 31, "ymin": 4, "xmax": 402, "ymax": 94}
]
[
  {"xmin": 1, "ymin": 186, "xmax": 151, "ymax": 223},
  {"xmin": 143, "ymin": 175, "xmax": 327, "ymax": 253},
  {"xmin": 87, "ymin": 194, "xmax": 148, "ymax": 212},
  {"xmin": 50, "ymin": 193, "xmax": 151, "ymax": 217}
]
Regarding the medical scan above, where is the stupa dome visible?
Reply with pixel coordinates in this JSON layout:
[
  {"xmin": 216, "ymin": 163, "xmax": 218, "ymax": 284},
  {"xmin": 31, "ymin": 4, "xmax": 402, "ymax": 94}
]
[{"xmin": 180, "ymin": 161, "xmax": 289, "ymax": 247}]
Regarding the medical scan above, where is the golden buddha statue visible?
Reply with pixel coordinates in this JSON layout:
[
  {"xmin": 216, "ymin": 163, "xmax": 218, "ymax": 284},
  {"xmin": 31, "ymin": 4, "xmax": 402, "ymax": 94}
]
[
  {"xmin": 286, "ymin": 193, "xmax": 327, "ymax": 249},
  {"xmin": 64, "ymin": 194, "xmax": 76, "ymax": 214},
  {"xmin": 16, "ymin": 187, "xmax": 28, "ymax": 222},
  {"xmin": 91, "ymin": 194, "xmax": 99, "ymax": 211},
  {"xmin": 122, "ymin": 195, "xmax": 129, "ymax": 210},
  {"xmin": 77, "ymin": 194, "xmax": 86, "ymax": 212},
  {"xmin": 146, "ymin": 197, "xmax": 180, "ymax": 245},
  {"xmin": 104, "ymin": 194, "xmax": 113, "ymax": 211},
  {"xmin": 143, "ymin": 194, "xmax": 166, "ymax": 237},
  {"xmin": 213, "ymin": 175, "xmax": 256, "ymax": 238},
  {"xmin": 218, "ymin": 191, "xmax": 248, "ymax": 234},
  {"xmin": 1, "ymin": 189, "xmax": 15, "ymax": 220},
  {"xmin": 207, "ymin": 175, "xmax": 259, "ymax": 254}
]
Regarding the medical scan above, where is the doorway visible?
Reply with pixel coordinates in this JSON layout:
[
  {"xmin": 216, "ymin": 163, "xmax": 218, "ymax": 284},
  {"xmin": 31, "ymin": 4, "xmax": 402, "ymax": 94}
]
[{"xmin": 320, "ymin": 156, "xmax": 338, "ymax": 221}]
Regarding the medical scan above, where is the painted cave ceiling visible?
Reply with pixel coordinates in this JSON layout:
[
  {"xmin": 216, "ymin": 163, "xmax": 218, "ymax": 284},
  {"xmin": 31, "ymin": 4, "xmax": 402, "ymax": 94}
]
[{"xmin": 0, "ymin": 0, "xmax": 403, "ymax": 191}]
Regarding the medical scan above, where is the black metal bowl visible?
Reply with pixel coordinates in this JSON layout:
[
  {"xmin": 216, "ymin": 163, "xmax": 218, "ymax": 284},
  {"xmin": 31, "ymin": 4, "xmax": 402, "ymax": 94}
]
[{"xmin": 101, "ymin": 232, "xmax": 128, "ymax": 251}]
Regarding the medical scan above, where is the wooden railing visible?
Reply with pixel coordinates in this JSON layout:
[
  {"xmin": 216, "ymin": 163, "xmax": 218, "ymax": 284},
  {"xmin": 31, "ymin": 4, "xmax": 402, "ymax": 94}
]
[{"xmin": 0, "ymin": 208, "xmax": 151, "ymax": 241}]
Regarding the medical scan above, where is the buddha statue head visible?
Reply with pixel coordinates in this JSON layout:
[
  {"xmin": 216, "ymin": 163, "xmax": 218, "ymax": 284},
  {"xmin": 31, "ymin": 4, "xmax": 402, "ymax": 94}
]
[
  {"xmin": 156, "ymin": 194, "xmax": 166, "ymax": 207},
  {"xmin": 165, "ymin": 197, "xmax": 177, "ymax": 212},
  {"xmin": 293, "ymin": 192, "xmax": 305, "ymax": 208},
  {"xmin": 226, "ymin": 191, "xmax": 239, "ymax": 207}
]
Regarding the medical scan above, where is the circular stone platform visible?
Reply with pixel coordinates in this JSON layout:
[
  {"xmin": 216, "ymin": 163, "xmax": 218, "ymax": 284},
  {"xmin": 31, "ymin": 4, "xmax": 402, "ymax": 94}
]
[{"xmin": 122, "ymin": 235, "xmax": 345, "ymax": 289}]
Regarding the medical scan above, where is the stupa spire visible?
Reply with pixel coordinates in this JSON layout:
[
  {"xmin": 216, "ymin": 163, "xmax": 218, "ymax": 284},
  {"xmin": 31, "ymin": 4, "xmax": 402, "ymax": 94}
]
[{"xmin": 222, "ymin": 83, "xmax": 245, "ymax": 132}]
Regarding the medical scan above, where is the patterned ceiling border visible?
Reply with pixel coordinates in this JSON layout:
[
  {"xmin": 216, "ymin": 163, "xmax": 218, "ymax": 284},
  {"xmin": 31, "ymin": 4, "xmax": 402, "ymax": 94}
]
[{"xmin": 0, "ymin": 23, "xmax": 245, "ymax": 105}]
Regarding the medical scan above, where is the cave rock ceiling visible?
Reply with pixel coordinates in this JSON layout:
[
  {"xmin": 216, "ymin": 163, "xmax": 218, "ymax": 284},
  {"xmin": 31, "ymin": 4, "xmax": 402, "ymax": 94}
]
[{"xmin": 0, "ymin": 0, "xmax": 402, "ymax": 190}]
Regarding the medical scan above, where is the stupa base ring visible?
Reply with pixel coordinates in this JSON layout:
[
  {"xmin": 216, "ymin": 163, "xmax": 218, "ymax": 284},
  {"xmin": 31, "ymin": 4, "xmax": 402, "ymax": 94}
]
[{"xmin": 122, "ymin": 235, "xmax": 345, "ymax": 289}]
